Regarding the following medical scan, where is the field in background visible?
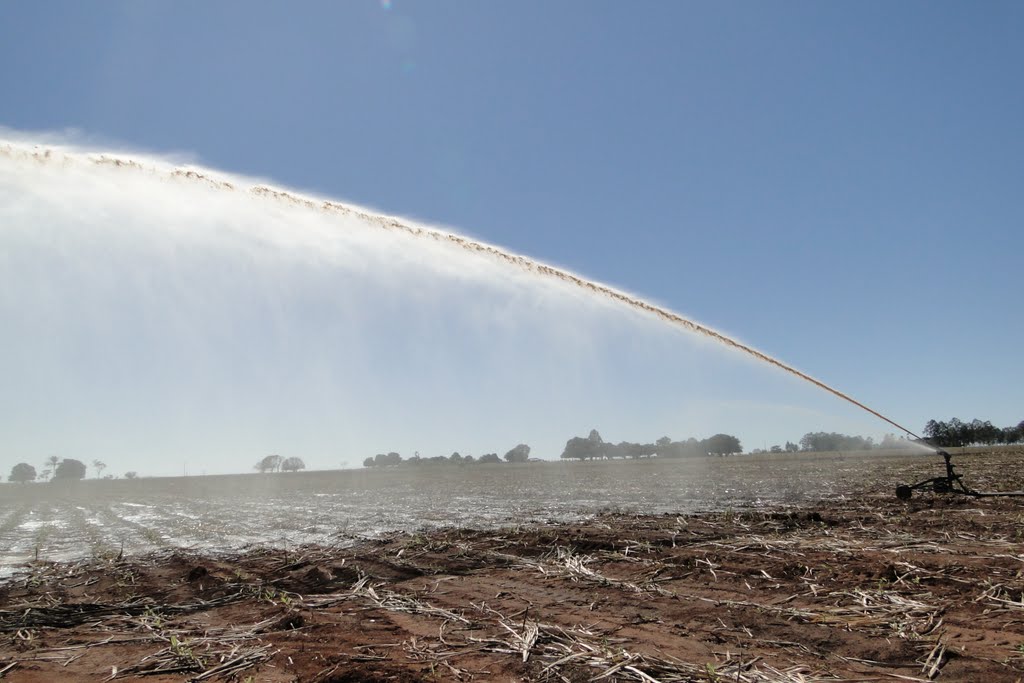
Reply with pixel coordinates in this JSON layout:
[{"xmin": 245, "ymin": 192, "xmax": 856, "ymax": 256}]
[{"xmin": 2, "ymin": 449, "xmax": 1020, "ymax": 571}]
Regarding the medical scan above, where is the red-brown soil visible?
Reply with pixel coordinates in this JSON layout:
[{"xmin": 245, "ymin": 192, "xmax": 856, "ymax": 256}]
[{"xmin": 2, "ymin": 452, "xmax": 1024, "ymax": 682}]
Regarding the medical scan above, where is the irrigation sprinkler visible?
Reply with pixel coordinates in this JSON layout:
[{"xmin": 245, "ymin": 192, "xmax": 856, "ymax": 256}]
[
  {"xmin": 861, "ymin": 411, "xmax": 1024, "ymax": 499},
  {"xmin": 895, "ymin": 448, "xmax": 1024, "ymax": 500},
  {"xmin": 895, "ymin": 449, "xmax": 971, "ymax": 500}
]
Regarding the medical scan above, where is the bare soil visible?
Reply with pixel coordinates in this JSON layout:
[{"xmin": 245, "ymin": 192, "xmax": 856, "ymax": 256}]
[{"xmin": 2, "ymin": 451, "xmax": 1024, "ymax": 682}]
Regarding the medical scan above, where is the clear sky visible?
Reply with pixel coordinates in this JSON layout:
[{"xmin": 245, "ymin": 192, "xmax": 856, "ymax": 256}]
[{"xmin": 1, "ymin": 2, "xmax": 1021, "ymax": 476}]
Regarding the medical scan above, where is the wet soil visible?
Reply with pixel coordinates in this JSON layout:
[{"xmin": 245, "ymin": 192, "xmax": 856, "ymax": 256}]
[{"xmin": 1, "ymin": 452, "xmax": 1023, "ymax": 682}]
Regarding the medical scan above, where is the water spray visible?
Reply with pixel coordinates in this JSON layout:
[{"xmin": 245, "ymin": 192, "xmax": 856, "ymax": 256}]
[
  {"xmin": 2, "ymin": 139, "xmax": 1016, "ymax": 497},
  {"xmin": 0, "ymin": 141, "xmax": 914, "ymax": 428}
]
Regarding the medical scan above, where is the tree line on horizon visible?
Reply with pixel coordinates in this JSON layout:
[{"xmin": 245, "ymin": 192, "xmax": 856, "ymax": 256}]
[
  {"xmin": 923, "ymin": 417, "xmax": 1024, "ymax": 448},
  {"xmin": 5, "ymin": 457, "xmax": 138, "ymax": 484},
  {"xmin": 358, "ymin": 421, "xmax": 1017, "ymax": 469},
  {"xmin": 6, "ymin": 451, "xmax": 314, "ymax": 483},
  {"xmin": 8, "ymin": 417, "xmax": 1021, "ymax": 482},
  {"xmin": 557, "ymin": 429, "xmax": 928, "ymax": 460},
  {"xmin": 557, "ymin": 423, "xmax": 1022, "ymax": 460},
  {"xmin": 753, "ymin": 432, "xmax": 904, "ymax": 454},
  {"xmin": 560, "ymin": 429, "xmax": 743, "ymax": 460},
  {"xmin": 363, "ymin": 444, "xmax": 532, "ymax": 468},
  {"xmin": 253, "ymin": 454, "xmax": 306, "ymax": 473}
]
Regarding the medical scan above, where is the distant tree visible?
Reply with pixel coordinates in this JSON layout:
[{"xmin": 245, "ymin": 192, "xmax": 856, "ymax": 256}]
[
  {"xmin": 53, "ymin": 458, "xmax": 86, "ymax": 481},
  {"xmin": 92, "ymin": 460, "xmax": 107, "ymax": 479},
  {"xmin": 42, "ymin": 454, "xmax": 61, "ymax": 480},
  {"xmin": 656, "ymin": 437, "xmax": 702, "ymax": 459},
  {"xmin": 504, "ymin": 444, "xmax": 531, "ymax": 463},
  {"xmin": 561, "ymin": 436, "xmax": 602, "ymax": 460},
  {"xmin": 949, "ymin": 418, "xmax": 968, "ymax": 446},
  {"xmin": 373, "ymin": 452, "xmax": 402, "ymax": 467},
  {"xmin": 799, "ymin": 432, "xmax": 874, "ymax": 452},
  {"xmin": 1002, "ymin": 424, "xmax": 1023, "ymax": 445},
  {"xmin": 8, "ymin": 463, "xmax": 36, "ymax": 483},
  {"xmin": 923, "ymin": 419, "xmax": 946, "ymax": 446},
  {"xmin": 784, "ymin": 441, "xmax": 799, "ymax": 453},
  {"xmin": 449, "ymin": 451, "xmax": 464, "ymax": 464},
  {"xmin": 602, "ymin": 442, "xmax": 626, "ymax": 459},
  {"xmin": 478, "ymin": 453, "xmax": 502, "ymax": 464},
  {"xmin": 655, "ymin": 437, "xmax": 678, "ymax": 458},
  {"xmin": 124, "ymin": 471, "xmax": 138, "ymax": 480},
  {"xmin": 281, "ymin": 457, "xmax": 306, "ymax": 472},
  {"xmin": 976, "ymin": 419, "xmax": 1001, "ymax": 445},
  {"xmin": 255, "ymin": 454, "xmax": 283, "ymax": 473},
  {"xmin": 362, "ymin": 457, "xmax": 375, "ymax": 468},
  {"xmin": 703, "ymin": 433, "xmax": 742, "ymax": 455},
  {"xmin": 769, "ymin": 445, "xmax": 783, "ymax": 453},
  {"xmin": 462, "ymin": 454, "xmax": 476, "ymax": 463}
]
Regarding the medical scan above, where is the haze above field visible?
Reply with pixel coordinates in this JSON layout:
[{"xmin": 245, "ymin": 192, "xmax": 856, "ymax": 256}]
[{"xmin": 1, "ymin": 2, "xmax": 1021, "ymax": 476}]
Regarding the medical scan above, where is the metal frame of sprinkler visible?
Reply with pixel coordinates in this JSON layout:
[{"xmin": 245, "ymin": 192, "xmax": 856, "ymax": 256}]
[
  {"xmin": 894, "ymin": 446, "xmax": 1024, "ymax": 500},
  {"xmin": 895, "ymin": 449, "xmax": 972, "ymax": 500}
]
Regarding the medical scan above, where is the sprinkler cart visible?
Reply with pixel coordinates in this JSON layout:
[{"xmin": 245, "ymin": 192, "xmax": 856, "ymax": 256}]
[{"xmin": 896, "ymin": 448, "xmax": 1024, "ymax": 499}]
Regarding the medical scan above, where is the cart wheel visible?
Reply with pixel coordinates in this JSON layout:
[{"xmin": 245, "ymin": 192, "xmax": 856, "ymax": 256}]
[
  {"xmin": 896, "ymin": 485, "xmax": 912, "ymax": 500},
  {"xmin": 933, "ymin": 479, "xmax": 950, "ymax": 494}
]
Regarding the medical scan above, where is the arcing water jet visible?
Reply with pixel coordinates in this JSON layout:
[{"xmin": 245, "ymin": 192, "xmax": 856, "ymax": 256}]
[{"xmin": 1, "ymin": 138, "xmax": 917, "ymax": 440}]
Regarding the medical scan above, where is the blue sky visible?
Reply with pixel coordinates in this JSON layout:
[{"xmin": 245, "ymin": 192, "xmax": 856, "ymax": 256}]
[{"xmin": 1, "ymin": 2, "xmax": 1021, "ymax": 474}]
